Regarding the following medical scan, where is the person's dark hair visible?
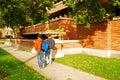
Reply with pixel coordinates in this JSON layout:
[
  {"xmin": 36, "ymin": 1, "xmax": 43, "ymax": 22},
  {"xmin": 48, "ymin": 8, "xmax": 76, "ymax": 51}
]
[
  {"xmin": 41, "ymin": 34, "xmax": 48, "ymax": 40},
  {"xmin": 37, "ymin": 34, "xmax": 41, "ymax": 38}
]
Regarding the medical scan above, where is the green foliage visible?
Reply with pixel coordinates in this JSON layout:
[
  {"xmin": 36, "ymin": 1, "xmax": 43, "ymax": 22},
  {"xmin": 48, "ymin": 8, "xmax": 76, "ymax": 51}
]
[
  {"xmin": 65, "ymin": 0, "xmax": 120, "ymax": 27},
  {"xmin": 5, "ymin": 35, "xmax": 13, "ymax": 39},
  {"xmin": 0, "ymin": 9, "xmax": 6, "ymax": 28},
  {"xmin": 0, "ymin": 48, "xmax": 48, "ymax": 80},
  {"xmin": 0, "ymin": 0, "xmax": 27, "ymax": 27},
  {"xmin": 22, "ymin": 0, "xmax": 54, "ymax": 25},
  {"xmin": 0, "ymin": 0, "xmax": 119, "ymax": 29},
  {"xmin": 112, "ymin": 0, "xmax": 120, "ymax": 7},
  {"xmin": 55, "ymin": 54, "xmax": 120, "ymax": 80},
  {"xmin": 0, "ymin": 0, "xmax": 55, "ymax": 28},
  {"xmin": 0, "ymin": 0, "xmax": 56, "ymax": 38}
]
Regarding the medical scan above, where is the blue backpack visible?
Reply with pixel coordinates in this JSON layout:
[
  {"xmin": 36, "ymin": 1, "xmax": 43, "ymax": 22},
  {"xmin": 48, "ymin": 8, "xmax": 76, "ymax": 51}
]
[{"xmin": 41, "ymin": 41, "xmax": 49, "ymax": 52}]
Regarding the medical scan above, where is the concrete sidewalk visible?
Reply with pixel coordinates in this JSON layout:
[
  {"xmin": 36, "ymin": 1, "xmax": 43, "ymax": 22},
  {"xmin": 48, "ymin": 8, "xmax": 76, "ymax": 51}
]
[{"xmin": 0, "ymin": 44, "xmax": 106, "ymax": 80}]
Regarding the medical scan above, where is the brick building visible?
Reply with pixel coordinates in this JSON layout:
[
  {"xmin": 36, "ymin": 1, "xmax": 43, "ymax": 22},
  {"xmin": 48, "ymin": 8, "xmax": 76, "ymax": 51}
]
[{"xmin": 9, "ymin": 1, "xmax": 120, "ymax": 58}]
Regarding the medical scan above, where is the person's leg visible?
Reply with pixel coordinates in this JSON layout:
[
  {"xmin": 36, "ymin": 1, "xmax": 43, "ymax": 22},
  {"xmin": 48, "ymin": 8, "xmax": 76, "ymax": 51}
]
[
  {"xmin": 45, "ymin": 50, "xmax": 50, "ymax": 64},
  {"xmin": 40, "ymin": 50, "xmax": 45, "ymax": 67},
  {"xmin": 49, "ymin": 49, "xmax": 52, "ymax": 64},
  {"xmin": 37, "ymin": 51, "xmax": 43, "ymax": 68},
  {"xmin": 45, "ymin": 52, "xmax": 48, "ymax": 64}
]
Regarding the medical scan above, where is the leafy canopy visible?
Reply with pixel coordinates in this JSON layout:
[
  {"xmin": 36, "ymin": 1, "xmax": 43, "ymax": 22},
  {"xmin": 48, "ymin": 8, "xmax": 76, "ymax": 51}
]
[
  {"xmin": 64, "ymin": 0, "xmax": 120, "ymax": 27},
  {"xmin": 0, "ymin": 0, "xmax": 120, "ymax": 29},
  {"xmin": 0, "ymin": 0, "xmax": 55, "ymax": 28}
]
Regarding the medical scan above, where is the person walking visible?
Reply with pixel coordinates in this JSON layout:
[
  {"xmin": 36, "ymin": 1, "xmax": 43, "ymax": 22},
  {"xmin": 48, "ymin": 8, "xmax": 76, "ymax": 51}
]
[
  {"xmin": 34, "ymin": 34, "xmax": 44, "ymax": 68},
  {"xmin": 45, "ymin": 34, "xmax": 55, "ymax": 64}
]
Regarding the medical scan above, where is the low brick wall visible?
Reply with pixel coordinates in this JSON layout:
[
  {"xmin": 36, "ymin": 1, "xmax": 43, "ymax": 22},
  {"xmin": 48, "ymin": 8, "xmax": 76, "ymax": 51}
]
[
  {"xmin": 7, "ymin": 39, "xmax": 64, "ymax": 58},
  {"xmin": 5, "ymin": 39, "xmax": 83, "ymax": 58},
  {"xmin": 5, "ymin": 39, "xmax": 120, "ymax": 58}
]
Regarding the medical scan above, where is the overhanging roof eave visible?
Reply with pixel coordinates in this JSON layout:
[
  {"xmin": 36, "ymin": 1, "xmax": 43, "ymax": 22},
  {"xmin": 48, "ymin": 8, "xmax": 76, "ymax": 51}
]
[{"xmin": 21, "ymin": 32, "xmax": 66, "ymax": 35}]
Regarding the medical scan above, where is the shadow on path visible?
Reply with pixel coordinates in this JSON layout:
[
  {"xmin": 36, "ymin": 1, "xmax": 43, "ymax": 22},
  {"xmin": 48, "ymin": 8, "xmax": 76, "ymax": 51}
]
[{"xmin": 24, "ymin": 55, "xmax": 37, "ymax": 63}]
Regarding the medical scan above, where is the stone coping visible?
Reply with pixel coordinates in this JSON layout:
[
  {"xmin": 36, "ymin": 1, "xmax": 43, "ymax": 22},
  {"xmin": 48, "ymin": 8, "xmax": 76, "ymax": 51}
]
[{"xmin": 10, "ymin": 39, "xmax": 80, "ymax": 43}]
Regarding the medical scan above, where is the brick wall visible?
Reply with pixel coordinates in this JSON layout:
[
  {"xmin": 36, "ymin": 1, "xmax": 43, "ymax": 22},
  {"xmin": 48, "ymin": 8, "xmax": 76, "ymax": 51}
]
[
  {"xmin": 76, "ymin": 20, "xmax": 120, "ymax": 51},
  {"xmin": 21, "ymin": 19, "xmax": 77, "ymax": 40},
  {"xmin": 49, "ymin": 19, "xmax": 77, "ymax": 40},
  {"xmin": 111, "ymin": 20, "xmax": 120, "ymax": 50},
  {"xmin": 21, "ymin": 19, "xmax": 120, "ymax": 51},
  {"xmin": 77, "ymin": 21, "xmax": 108, "ymax": 50},
  {"xmin": 22, "ymin": 24, "xmax": 46, "ymax": 34}
]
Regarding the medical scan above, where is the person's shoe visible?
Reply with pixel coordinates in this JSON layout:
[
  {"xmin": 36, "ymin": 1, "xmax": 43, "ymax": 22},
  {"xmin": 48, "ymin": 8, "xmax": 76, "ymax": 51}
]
[
  {"xmin": 39, "ymin": 67, "xmax": 42, "ymax": 69},
  {"xmin": 42, "ymin": 64, "xmax": 45, "ymax": 68},
  {"xmin": 46, "ymin": 61, "xmax": 49, "ymax": 64},
  {"xmin": 49, "ymin": 61, "xmax": 52, "ymax": 64}
]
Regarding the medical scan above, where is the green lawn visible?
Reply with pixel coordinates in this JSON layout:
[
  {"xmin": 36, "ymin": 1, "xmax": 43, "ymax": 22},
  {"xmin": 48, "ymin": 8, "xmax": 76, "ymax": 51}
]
[
  {"xmin": 0, "ymin": 48, "xmax": 48, "ymax": 80},
  {"xmin": 55, "ymin": 54, "xmax": 120, "ymax": 80}
]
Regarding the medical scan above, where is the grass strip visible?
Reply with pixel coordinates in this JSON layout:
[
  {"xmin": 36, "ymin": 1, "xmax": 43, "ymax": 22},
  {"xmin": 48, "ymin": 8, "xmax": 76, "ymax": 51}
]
[
  {"xmin": 55, "ymin": 54, "xmax": 120, "ymax": 80},
  {"xmin": 0, "ymin": 48, "xmax": 48, "ymax": 80}
]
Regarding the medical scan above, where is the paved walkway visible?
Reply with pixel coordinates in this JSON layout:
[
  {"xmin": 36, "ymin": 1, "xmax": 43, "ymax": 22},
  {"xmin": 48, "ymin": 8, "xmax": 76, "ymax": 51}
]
[{"xmin": 0, "ymin": 44, "xmax": 106, "ymax": 80}]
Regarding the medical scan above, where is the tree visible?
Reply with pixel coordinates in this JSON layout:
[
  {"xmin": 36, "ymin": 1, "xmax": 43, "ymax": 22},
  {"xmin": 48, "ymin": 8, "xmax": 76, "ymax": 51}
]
[
  {"xmin": 21, "ymin": 0, "xmax": 55, "ymax": 25},
  {"xmin": 0, "ymin": 0, "xmax": 56, "ymax": 26},
  {"xmin": 0, "ymin": 0, "xmax": 28, "ymax": 37},
  {"xmin": 64, "ymin": 0, "xmax": 120, "ymax": 27},
  {"xmin": 0, "ymin": 0, "xmax": 55, "ymax": 37}
]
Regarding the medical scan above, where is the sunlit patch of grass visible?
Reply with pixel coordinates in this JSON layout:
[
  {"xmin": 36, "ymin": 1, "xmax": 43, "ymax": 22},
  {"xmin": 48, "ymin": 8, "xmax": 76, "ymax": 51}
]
[{"xmin": 55, "ymin": 54, "xmax": 120, "ymax": 80}]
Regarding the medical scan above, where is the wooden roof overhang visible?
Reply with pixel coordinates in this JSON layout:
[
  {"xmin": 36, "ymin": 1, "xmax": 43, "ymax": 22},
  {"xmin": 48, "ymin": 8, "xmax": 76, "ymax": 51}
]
[
  {"xmin": 48, "ymin": 2, "xmax": 69, "ymax": 19},
  {"xmin": 21, "ymin": 31, "xmax": 66, "ymax": 35},
  {"xmin": 48, "ymin": 2, "xmax": 68, "ymax": 14},
  {"xmin": 49, "ymin": 7, "xmax": 69, "ymax": 19}
]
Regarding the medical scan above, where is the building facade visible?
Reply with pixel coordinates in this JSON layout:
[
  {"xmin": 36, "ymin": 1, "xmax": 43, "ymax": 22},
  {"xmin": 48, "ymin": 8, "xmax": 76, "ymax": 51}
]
[{"xmin": 7, "ymin": 1, "xmax": 120, "ymax": 58}]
